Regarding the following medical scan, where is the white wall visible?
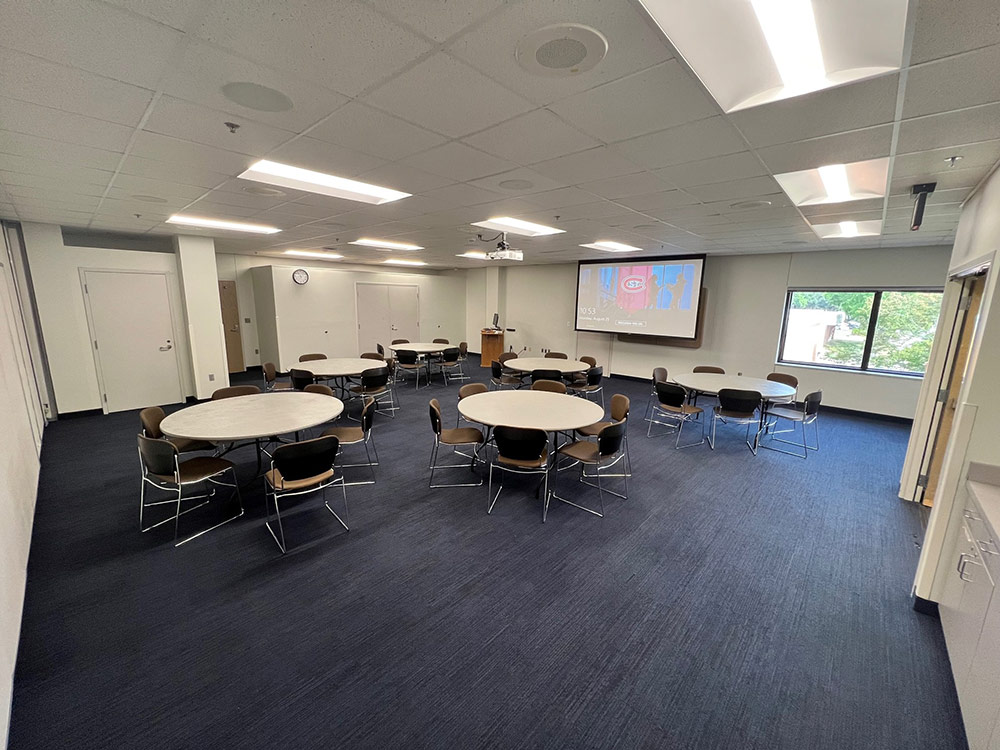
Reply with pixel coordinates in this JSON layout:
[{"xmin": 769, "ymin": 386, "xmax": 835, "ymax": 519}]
[
  {"xmin": 175, "ymin": 235, "xmax": 227, "ymax": 399},
  {"xmin": 465, "ymin": 267, "xmax": 487, "ymax": 349},
  {"xmin": 20, "ymin": 223, "xmax": 195, "ymax": 414}
]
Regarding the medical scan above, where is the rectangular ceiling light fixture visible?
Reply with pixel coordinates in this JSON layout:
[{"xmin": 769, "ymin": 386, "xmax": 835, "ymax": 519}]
[
  {"xmin": 283, "ymin": 249, "xmax": 344, "ymax": 259},
  {"xmin": 809, "ymin": 219, "xmax": 882, "ymax": 239},
  {"xmin": 580, "ymin": 241, "xmax": 642, "ymax": 253},
  {"xmin": 383, "ymin": 258, "xmax": 427, "ymax": 266},
  {"xmin": 471, "ymin": 217, "xmax": 564, "ymax": 236},
  {"xmin": 166, "ymin": 214, "xmax": 281, "ymax": 234},
  {"xmin": 635, "ymin": 0, "xmax": 908, "ymax": 111},
  {"xmin": 238, "ymin": 160, "xmax": 411, "ymax": 204},
  {"xmin": 349, "ymin": 238, "xmax": 423, "ymax": 251},
  {"xmin": 774, "ymin": 158, "xmax": 889, "ymax": 206},
  {"xmin": 456, "ymin": 251, "xmax": 488, "ymax": 259}
]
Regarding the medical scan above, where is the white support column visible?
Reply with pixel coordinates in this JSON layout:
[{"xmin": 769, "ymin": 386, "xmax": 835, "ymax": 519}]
[{"xmin": 174, "ymin": 235, "xmax": 229, "ymax": 399}]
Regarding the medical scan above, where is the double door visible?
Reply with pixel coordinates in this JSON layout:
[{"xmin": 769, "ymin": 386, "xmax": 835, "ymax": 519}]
[{"xmin": 356, "ymin": 283, "xmax": 420, "ymax": 353}]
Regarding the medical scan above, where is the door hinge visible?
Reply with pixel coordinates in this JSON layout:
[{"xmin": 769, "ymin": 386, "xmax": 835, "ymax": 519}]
[
  {"xmin": 84, "ymin": 283, "xmax": 88, "ymax": 294},
  {"xmin": 103, "ymin": 393, "xmax": 108, "ymax": 403},
  {"xmin": 937, "ymin": 388, "xmax": 949, "ymax": 403},
  {"xmin": 93, "ymin": 340, "xmax": 99, "ymax": 350},
  {"xmin": 916, "ymin": 474, "xmax": 929, "ymax": 488},
  {"xmin": 960, "ymin": 295, "xmax": 973, "ymax": 311}
]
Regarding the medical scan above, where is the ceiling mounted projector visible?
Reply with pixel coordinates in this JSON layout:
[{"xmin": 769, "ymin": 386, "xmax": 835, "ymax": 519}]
[
  {"xmin": 911, "ymin": 182, "xmax": 936, "ymax": 231},
  {"xmin": 479, "ymin": 231, "xmax": 524, "ymax": 261}
]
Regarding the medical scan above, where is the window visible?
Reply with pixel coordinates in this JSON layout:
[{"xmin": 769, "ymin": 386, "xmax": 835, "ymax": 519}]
[{"xmin": 778, "ymin": 289, "xmax": 943, "ymax": 375}]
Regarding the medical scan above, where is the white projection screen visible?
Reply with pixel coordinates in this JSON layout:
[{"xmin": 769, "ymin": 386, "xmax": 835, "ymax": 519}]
[{"xmin": 575, "ymin": 256, "xmax": 706, "ymax": 338}]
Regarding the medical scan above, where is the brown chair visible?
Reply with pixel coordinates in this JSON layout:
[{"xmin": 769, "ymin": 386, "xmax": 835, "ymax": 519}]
[
  {"xmin": 498, "ymin": 350, "xmax": 526, "ymax": 384},
  {"xmin": 289, "ymin": 369, "xmax": 316, "ymax": 390},
  {"xmin": 437, "ymin": 347, "xmax": 463, "ymax": 385},
  {"xmin": 577, "ymin": 393, "xmax": 631, "ymax": 476},
  {"xmin": 304, "ymin": 383, "xmax": 335, "ymax": 397},
  {"xmin": 433, "ymin": 338, "xmax": 450, "ymax": 344},
  {"xmin": 567, "ymin": 356, "xmax": 598, "ymax": 385},
  {"xmin": 263, "ymin": 362, "xmax": 292, "ymax": 392},
  {"xmin": 544, "ymin": 351, "xmax": 568, "ymax": 359},
  {"xmin": 709, "ymin": 389, "xmax": 762, "ymax": 455},
  {"xmin": 766, "ymin": 372, "xmax": 798, "ymax": 404},
  {"xmin": 458, "ymin": 341, "xmax": 469, "ymax": 361},
  {"xmin": 299, "ymin": 353, "xmax": 326, "ymax": 362},
  {"xmin": 322, "ymin": 397, "xmax": 378, "ymax": 484},
  {"xmin": 532, "ymin": 379, "xmax": 567, "ymax": 394},
  {"xmin": 139, "ymin": 406, "xmax": 214, "ymax": 454},
  {"xmin": 488, "ymin": 426, "xmax": 550, "ymax": 519},
  {"xmin": 211, "ymin": 385, "xmax": 261, "ymax": 400},
  {"xmin": 391, "ymin": 338, "xmax": 409, "ymax": 345},
  {"xmin": 137, "ymin": 434, "xmax": 243, "ymax": 546},
  {"xmin": 264, "ymin": 435, "xmax": 348, "ymax": 553},
  {"xmin": 645, "ymin": 367, "xmax": 669, "ymax": 420},
  {"xmin": 428, "ymin": 399, "xmax": 484, "ymax": 488},
  {"xmin": 490, "ymin": 361, "xmax": 522, "ymax": 390},
  {"xmin": 531, "ymin": 369, "xmax": 562, "ymax": 383},
  {"xmin": 568, "ymin": 366, "xmax": 604, "ymax": 409},
  {"xmin": 648, "ymin": 382, "xmax": 704, "ymax": 448},
  {"xmin": 457, "ymin": 382, "xmax": 488, "ymax": 423},
  {"xmin": 693, "ymin": 365, "xmax": 725, "ymax": 374},
  {"xmin": 551, "ymin": 420, "xmax": 628, "ymax": 520},
  {"xmin": 498, "ymin": 351, "xmax": 518, "ymax": 364},
  {"xmin": 360, "ymin": 352, "xmax": 385, "ymax": 361}
]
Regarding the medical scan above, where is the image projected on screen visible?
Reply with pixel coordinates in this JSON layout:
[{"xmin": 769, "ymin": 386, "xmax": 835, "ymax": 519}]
[{"xmin": 576, "ymin": 257, "xmax": 704, "ymax": 338}]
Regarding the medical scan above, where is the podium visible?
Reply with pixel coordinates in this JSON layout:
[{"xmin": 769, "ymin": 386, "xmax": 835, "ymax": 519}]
[{"xmin": 480, "ymin": 329, "xmax": 504, "ymax": 367}]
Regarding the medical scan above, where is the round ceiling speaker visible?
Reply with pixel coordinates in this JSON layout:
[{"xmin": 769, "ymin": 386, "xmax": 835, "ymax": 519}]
[
  {"xmin": 516, "ymin": 24, "xmax": 608, "ymax": 77},
  {"xmin": 729, "ymin": 199, "xmax": 773, "ymax": 210},
  {"xmin": 131, "ymin": 194, "xmax": 167, "ymax": 203},
  {"xmin": 242, "ymin": 184, "xmax": 286, "ymax": 197},
  {"xmin": 221, "ymin": 82, "xmax": 293, "ymax": 112}
]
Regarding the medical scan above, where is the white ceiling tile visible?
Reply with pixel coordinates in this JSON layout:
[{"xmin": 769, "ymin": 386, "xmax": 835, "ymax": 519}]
[
  {"xmin": 0, "ymin": 0, "xmax": 181, "ymax": 88},
  {"xmin": 0, "ymin": 97, "xmax": 134, "ymax": 152},
  {"xmin": 903, "ymin": 47, "xmax": 1000, "ymax": 119},
  {"xmin": 101, "ymin": 0, "xmax": 202, "ymax": 30},
  {"xmin": 143, "ymin": 96, "xmax": 296, "ymax": 156},
  {"xmin": 306, "ymin": 102, "xmax": 446, "ymax": 160},
  {"xmin": 889, "ymin": 166, "xmax": 988, "ymax": 194},
  {"xmin": 2, "ymin": 174, "xmax": 106, "ymax": 197},
  {"xmin": 614, "ymin": 117, "xmax": 747, "ymax": 169},
  {"xmin": 195, "ymin": 0, "xmax": 432, "ymax": 97},
  {"xmin": 401, "ymin": 142, "xmax": 516, "ymax": 182},
  {"xmin": 462, "ymin": 109, "xmax": 599, "ymax": 164},
  {"xmin": 547, "ymin": 61, "xmax": 717, "ymax": 142},
  {"xmin": 129, "ymin": 131, "xmax": 252, "ymax": 174},
  {"xmin": 465, "ymin": 167, "xmax": 567, "ymax": 197},
  {"xmin": 613, "ymin": 190, "xmax": 699, "ymax": 213},
  {"xmin": 530, "ymin": 146, "xmax": 641, "ymax": 184},
  {"xmin": 653, "ymin": 151, "xmax": 766, "ymax": 188},
  {"xmin": 520, "ymin": 186, "xmax": 606, "ymax": 209},
  {"xmin": 0, "ymin": 131, "xmax": 122, "ymax": 170},
  {"xmin": 364, "ymin": 0, "xmax": 504, "ymax": 43},
  {"xmin": 799, "ymin": 198, "xmax": 885, "ymax": 218},
  {"xmin": 0, "ymin": 161, "xmax": 113, "ymax": 187},
  {"xmin": 363, "ymin": 53, "xmax": 535, "ymax": 138},
  {"xmin": 910, "ymin": 0, "xmax": 1000, "ymax": 64},
  {"xmin": 892, "ymin": 141, "xmax": 1000, "ymax": 176},
  {"xmin": 728, "ymin": 74, "xmax": 899, "ymax": 148},
  {"xmin": 756, "ymin": 125, "xmax": 894, "ymax": 174},
  {"xmin": 897, "ymin": 103, "xmax": 1000, "ymax": 153},
  {"xmin": 356, "ymin": 161, "xmax": 454, "ymax": 194},
  {"xmin": 577, "ymin": 171, "xmax": 675, "ymax": 199},
  {"xmin": 683, "ymin": 176, "xmax": 783, "ymax": 203},
  {"xmin": 419, "ymin": 182, "xmax": 508, "ymax": 208},
  {"xmin": 107, "ymin": 174, "xmax": 208, "ymax": 201},
  {"xmin": 173, "ymin": 199, "xmax": 261, "ymax": 218},
  {"xmin": 267, "ymin": 137, "xmax": 387, "ymax": 178},
  {"xmin": 116, "ymin": 155, "xmax": 231, "ymax": 190}
]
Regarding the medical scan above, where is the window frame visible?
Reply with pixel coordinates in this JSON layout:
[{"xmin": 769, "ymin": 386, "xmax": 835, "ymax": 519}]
[{"xmin": 776, "ymin": 286, "xmax": 944, "ymax": 377}]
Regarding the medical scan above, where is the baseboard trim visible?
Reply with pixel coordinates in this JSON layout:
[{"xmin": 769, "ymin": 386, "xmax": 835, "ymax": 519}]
[{"xmin": 913, "ymin": 596, "xmax": 939, "ymax": 617}]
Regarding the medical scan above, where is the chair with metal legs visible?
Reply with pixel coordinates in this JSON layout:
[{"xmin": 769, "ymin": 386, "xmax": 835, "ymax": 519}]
[
  {"xmin": 644, "ymin": 367, "xmax": 669, "ymax": 421},
  {"xmin": 647, "ymin": 382, "xmax": 705, "ymax": 448},
  {"xmin": 289, "ymin": 368, "xmax": 316, "ymax": 390},
  {"xmin": 428, "ymin": 398, "xmax": 485, "ymax": 488},
  {"xmin": 568, "ymin": 366, "xmax": 604, "ymax": 409},
  {"xmin": 457, "ymin": 382, "xmax": 488, "ymax": 426},
  {"xmin": 577, "ymin": 394, "xmax": 631, "ymax": 476},
  {"xmin": 348, "ymin": 366, "xmax": 395, "ymax": 418},
  {"xmin": 140, "ymin": 406, "xmax": 215, "ymax": 455},
  {"xmin": 212, "ymin": 385, "xmax": 261, "ymax": 399},
  {"xmin": 763, "ymin": 390, "xmax": 822, "ymax": 458},
  {"xmin": 544, "ymin": 351, "xmax": 568, "ymax": 359},
  {"xmin": 551, "ymin": 421, "xmax": 628, "ymax": 520},
  {"xmin": 395, "ymin": 349, "xmax": 425, "ymax": 389},
  {"xmin": 488, "ymin": 426, "xmax": 550, "ymax": 519},
  {"xmin": 264, "ymin": 435, "xmax": 348, "ymax": 554},
  {"xmin": 490, "ymin": 361, "xmax": 522, "ymax": 390},
  {"xmin": 566, "ymin": 355, "xmax": 597, "ymax": 386},
  {"xmin": 531, "ymin": 379, "xmax": 567, "ymax": 394},
  {"xmin": 708, "ymin": 388, "xmax": 762, "ymax": 455},
  {"xmin": 263, "ymin": 362, "xmax": 292, "ymax": 391},
  {"xmin": 437, "ymin": 347, "xmax": 464, "ymax": 385},
  {"xmin": 137, "ymin": 434, "xmax": 243, "ymax": 546},
  {"xmin": 298, "ymin": 353, "xmax": 326, "ymax": 362},
  {"xmin": 322, "ymin": 397, "xmax": 379, "ymax": 484}
]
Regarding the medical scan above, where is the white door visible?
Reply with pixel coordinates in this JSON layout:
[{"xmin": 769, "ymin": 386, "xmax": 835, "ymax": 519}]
[
  {"xmin": 388, "ymin": 284, "xmax": 420, "ymax": 342},
  {"xmin": 83, "ymin": 270, "xmax": 183, "ymax": 413},
  {"xmin": 356, "ymin": 283, "xmax": 391, "ymax": 352}
]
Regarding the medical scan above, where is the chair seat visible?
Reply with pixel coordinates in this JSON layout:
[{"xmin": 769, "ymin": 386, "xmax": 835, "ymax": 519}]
[
  {"xmin": 558, "ymin": 441, "xmax": 602, "ymax": 464},
  {"xmin": 153, "ymin": 456, "xmax": 234, "ymax": 484},
  {"xmin": 657, "ymin": 402, "xmax": 702, "ymax": 415},
  {"xmin": 349, "ymin": 385, "xmax": 388, "ymax": 395},
  {"xmin": 496, "ymin": 375, "xmax": 522, "ymax": 385},
  {"xmin": 271, "ymin": 382, "xmax": 293, "ymax": 391},
  {"xmin": 322, "ymin": 425, "xmax": 364, "ymax": 444},
  {"xmin": 498, "ymin": 449, "xmax": 549, "ymax": 469},
  {"xmin": 577, "ymin": 420, "xmax": 612, "ymax": 437},
  {"xmin": 398, "ymin": 363, "xmax": 423, "ymax": 370},
  {"xmin": 265, "ymin": 468, "xmax": 335, "ymax": 491},
  {"xmin": 714, "ymin": 407, "xmax": 757, "ymax": 420},
  {"xmin": 169, "ymin": 436, "xmax": 215, "ymax": 453},
  {"xmin": 768, "ymin": 406, "xmax": 806, "ymax": 422},
  {"xmin": 569, "ymin": 384, "xmax": 601, "ymax": 393},
  {"xmin": 440, "ymin": 427, "xmax": 484, "ymax": 445}
]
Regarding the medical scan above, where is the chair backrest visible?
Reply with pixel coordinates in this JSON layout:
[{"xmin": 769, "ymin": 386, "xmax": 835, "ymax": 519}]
[
  {"xmin": 652, "ymin": 366, "xmax": 669, "ymax": 385},
  {"xmin": 428, "ymin": 398, "xmax": 444, "ymax": 436},
  {"xmin": 361, "ymin": 366, "xmax": 390, "ymax": 390},
  {"xmin": 545, "ymin": 351, "xmax": 568, "ymax": 359},
  {"xmin": 597, "ymin": 420, "xmax": 626, "ymax": 457},
  {"xmin": 693, "ymin": 365, "xmax": 725, "ymax": 374},
  {"xmin": 433, "ymin": 337, "xmax": 449, "ymax": 344},
  {"xmin": 767, "ymin": 372, "xmax": 799, "ymax": 388},
  {"xmin": 532, "ymin": 379, "xmax": 567, "ymax": 393},
  {"xmin": 531, "ymin": 369, "xmax": 562, "ymax": 383},
  {"xmin": 137, "ymin": 434, "xmax": 177, "ymax": 476},
  {"xmin": 139, "ymin": 406, "xmax": 166, "ymax": 438},
  {"xmin": 803, "ymin": 390, "xmax": 822, "ymax": 416},
  {"xmin": 299, "ymin": 353, "xmax": 325, "ymax": 362},
  {"xmin": 491, "ymin": 361, "xmax": 503, "ymax": 380},
  {"xmin": 459, "ymin": 382, "xmax": 488, "ymax": 399},
  {"xmin": 289, "ymin": 369, "xmax": 315, "ymax": 390},
  {"xmin": 655, "ymin": 381, "xmax": 688, "ymax": 408},
  {"xmin": 441, "ymin": 347, "xmax": 460, "ymax": 363},
  {"xmin": 396, "ymin": 350, "xmax": 418, "ymax": 365},
  {"xmin": 718, "ymin": 388, "xmax": 761, "ymax": 415},
  {"xmin": 498, "ymin": 351, "xmax": 517, "ymax": 364},
  {"xmin": 580, "ymin": 356, "xmax": 598, "ymax": 368},
  {"xmin": 377, "ymin": 343, "xmax": 386, "ymax": 356},
  {"xmin": 610, "ymin": 393, "xmax": 630, "ymax": 422},
  {"xmin": 263, "ymin": 362, "xmax": 277, "ymax": 384},
  {"xmin": 493, "ymin": 426, "xmax": 548, "ymax": 462},
  {"xmin": 304, "ymin": 384, "xmax": 334, "ymax": 397},
  {"xmin": 212, "ymin": 385, "xmax": 260, "ymax": 400},
  {"xmin": 459, "ymin": 341, "xmax": 468, "ymax": 356},
  {"xmin": 272, "ymin": 435, "xmax": 339, "ymax": 482},
  {"xmin": 586, "ymin": 366, "xmax": 603, "ymax": 386},
  {"xmin": 361, "ymin": 352, "xmax": 384, "ymax": 361},
  {"xmin": 360, "ymin": 397, "xmax": 375, "ymax": 433},
  {"xmin": 391, "ymin": 338, "xmax": 409, "ymax": 345}
]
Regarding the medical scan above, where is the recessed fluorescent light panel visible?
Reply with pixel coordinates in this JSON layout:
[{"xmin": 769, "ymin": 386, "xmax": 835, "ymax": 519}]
[
  {"xmin": 238, "ymin": 160, "xmax": 410, "ymax": 204},
  {"xmin": 456, "ymin": 251, "xmax": 488, "ymax": 259},
  {"xmin": 349, "ymin": 238, "xmax": 424, "ymax": 251},
  {"xmin": 166, "ymin": 214, "xmax": 281, "ymax": 234},
  {"xmin": 283, "ymin": 250, "xmax": 344, "ymax": 259},
  {"xmin": 775, "ymin": 158, "xmax": 889, "ymax": 206},
  {"xmin": 383, "ymin": 258, "xmax": 427, "ymax": 266},
  {"xmin": 580, "ymin": 241, "xmax": 642, "ymax": 253},
  {"xmin": 471, "ymin": 217, "xmax": 564, "ymax": 236},
  {"xmin": 636, "ymin": 0, "xmax": 908, "ymax": 111},
  {"xmin": 809, "ymin": 219, "xmax": 882, "ymax": 239}
]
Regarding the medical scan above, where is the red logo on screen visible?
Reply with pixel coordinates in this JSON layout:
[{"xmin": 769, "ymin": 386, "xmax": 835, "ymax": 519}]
[{"xmin": 621, "ymin": 275, "xmax": 646, "ymax": 292}]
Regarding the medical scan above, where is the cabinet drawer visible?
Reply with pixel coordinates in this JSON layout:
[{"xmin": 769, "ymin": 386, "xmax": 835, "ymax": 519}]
[{"xmin": 966, "ymin": 493, "xmax": 1000, "ymax": 579}]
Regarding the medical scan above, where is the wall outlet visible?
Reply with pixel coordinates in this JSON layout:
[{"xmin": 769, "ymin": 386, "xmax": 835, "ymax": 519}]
[
  {"xmin": 255, "ymin": 348, "xmax": 259, "ymax": 354},
  {"xmin": 208, "ymin": 373, "xmax": 215, "ymax": 381},
  {"xmin": 244, "ymin": 317, "xmax": 251, "ymax": 324}
]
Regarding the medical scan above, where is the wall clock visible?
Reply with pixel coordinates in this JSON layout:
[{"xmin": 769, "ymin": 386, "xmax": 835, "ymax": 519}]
[{"xmin": 292, "ymin": 268, "xmax": 309, "ymax": 285}]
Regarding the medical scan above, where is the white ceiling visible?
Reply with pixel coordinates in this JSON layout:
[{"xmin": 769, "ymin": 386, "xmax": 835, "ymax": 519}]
[{"xmin": 0, "ymin": 0, "xmax": 997, "ymax": 268}]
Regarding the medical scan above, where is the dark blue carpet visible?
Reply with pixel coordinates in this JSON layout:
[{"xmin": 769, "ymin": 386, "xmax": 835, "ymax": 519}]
[{"xmin": 8, "ymin": 367, "xmax": 966, "ymax": 749}]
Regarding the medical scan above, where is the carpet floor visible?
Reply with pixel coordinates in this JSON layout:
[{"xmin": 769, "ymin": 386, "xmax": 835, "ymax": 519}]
[{"xmin": 8, "ymin": 368, "xmax": 966, "ymax": 749}]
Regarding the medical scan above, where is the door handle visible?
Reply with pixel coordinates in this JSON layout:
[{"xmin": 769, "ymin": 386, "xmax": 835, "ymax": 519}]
[
  {"xmin": 159, "ymin": 344, "xmax": 172, "ymax": 351},
  {"xmin": 230, "ymin": 325, "xmax": 239, "ymax": 332}
]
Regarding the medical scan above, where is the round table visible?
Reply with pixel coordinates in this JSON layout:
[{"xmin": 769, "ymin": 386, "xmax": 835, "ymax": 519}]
[
  {"xmin": 504, "ymin": 357, "xmax": 590, "ymax": 374},
  {"xmin": 296, "ymin": 358, "xmax": 385, "ymax": 378},
  {"xmin": 160, "ymin": 392, "xmax": 344, "ymax": 443},
  {"xmin": 672, "ymin": 372, "xmax": 795, "ymax": 401},
  {"xmin": 388, "ymin": 342, "xmax": 449, "ymax": 354},
  {"xmin": 458, "ymin": 390, "xmax": 604, "ymax": 432}
]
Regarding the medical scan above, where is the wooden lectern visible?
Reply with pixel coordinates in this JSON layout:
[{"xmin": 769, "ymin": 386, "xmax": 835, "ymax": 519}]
[{"xmin": 480, "ymin": 329, "xmax": 504, "ymax": 367}]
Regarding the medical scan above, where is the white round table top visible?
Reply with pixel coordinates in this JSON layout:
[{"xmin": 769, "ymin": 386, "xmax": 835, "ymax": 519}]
[
  {"xmin": 673, "ymin": 372, "xmax": 795, "ymax": 400},
  {"xmin": 389, "ymin": 342, "xmax": 450, "ymax": 354},
  {"xmin": 458, "ymin": 390, "xmax": 605, "ymax": 432},
  {"xmin": 297, "ymin": 358, "xmax": 385, "ymax": 378},
  {"xmin": 160, "ymin": 392, "xmax": 344, "ymax": 442},
  {"xmin": 504, "ymin": 357, "xmax": 590, "ymax": 374}
]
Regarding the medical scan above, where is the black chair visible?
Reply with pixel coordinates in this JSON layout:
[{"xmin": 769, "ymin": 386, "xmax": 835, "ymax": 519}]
[
  {"xmin": 490, "ymin": 361, "xmax": 522, "ymax": 390},
  {"xmin": 489, "ymin": 426, "xmax": 550, "ymax": 519},
  {"xmin": 264, "ymin": 435, "xmax": 348, "ymax": 553},
  {"xmin": 709, "ymin": 388, "xmax": 762, "ymax": 455},
  {"xmin": 763, "ymin": 390, "xmax": 822, "ymax": 458},
  {"xmin": 551, "ymin": 420, "xmax": 628, "ymax": 519},
  {"xmin": 437, "ymin": 347, "xmax": 463, "ymax": 385},
  {"xmin": 531, "ymin": 369, "xmax": 562, "ymax": 383},
  {"xmin": 323, "ymin": 397, "xmax": 379, "ymax": 484},
  {"xmin": 427, "ymin": 399, "xmax": 485, "ymax": 488},
  {"xmin": 644, "ymin": 366, "xmax": 669, "ymax": 421},
  {"xmin": 568, "ymin": 366, "xmax": 604, "ymax": 408},
  {"xmin": 395, "ymin": 349, "xmax": 424, "ymax": 389},
  {"xmin": 289, "ymin": 368, "xmax": 315, "ymax": 390},
  {"xmin": 349, "ymin": 366, "xmax": 394, "ymax": 417},
  {"xmin": 647, "ymin": 382, "xmax": 705, "ymax": 448}
]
